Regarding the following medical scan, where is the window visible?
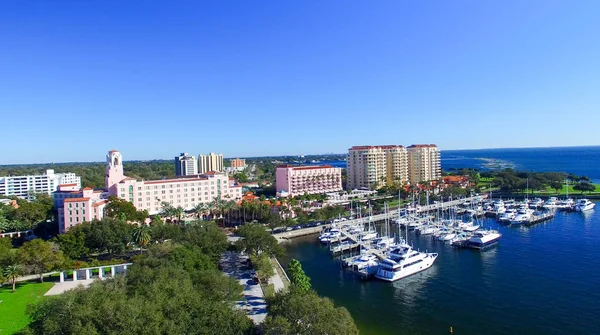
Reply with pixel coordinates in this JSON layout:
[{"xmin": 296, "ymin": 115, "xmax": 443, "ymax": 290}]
[
  {"xmin": 162, "ymin": 190, "xmax": 166, "ymax": 194},
  {"xmin": 138, "ymin": 198, "xmax": 142, "ymax": 202},
  {"xmin": 70, "ymin": 218, "xmax": 72, "ymax": 222},
  {"xmin": 76, "ymin": 210, "xmax": 79, "ymax": 215},
  {"xmin": 138, "ymin": 187, "xmax": 142, "ymax": 190}
]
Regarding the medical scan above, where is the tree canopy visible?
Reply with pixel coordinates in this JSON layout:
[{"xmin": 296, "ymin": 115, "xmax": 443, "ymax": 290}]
[
  {"xmin": 235, "ymin": 224, "xmax": 282, "ymax": 257},
  {"xmin": 26, "ymin": 232, "xmax": 252, "ymax": 334},
  {"xmin": 287, "ymin": 259, "xmax": 311, "ymax": 292},
  {"xmin": 18, "ymin": 239, "xmax": 64, "ymax": 282},
  {"xmin": 263, "ymin": 288, "xmax": 358, "ymax": 335}
]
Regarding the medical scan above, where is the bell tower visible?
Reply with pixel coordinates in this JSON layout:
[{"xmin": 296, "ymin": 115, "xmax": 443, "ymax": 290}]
[{"xmin": 106, "ymin": 150, "xmax": 124, "ymax": 196}]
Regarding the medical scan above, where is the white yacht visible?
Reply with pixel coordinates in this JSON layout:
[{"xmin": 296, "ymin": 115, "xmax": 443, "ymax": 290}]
[
  {"xmin": 438, "ymin": 231, "xmax": 457, "ymax": 241},
  {"xmin": 360, "ymin": 230, "xmax": 378, "ymax": 241},
  {"xmin": 543, "ymin": 197, "xmax": 559, "ymax": 209},
  {"xmin": 557, "ymin": 198, "xmax": 574, "ymax": 210},
  {"xmin": 510, "ymin": 207, "xmax": 534, "ymax": 225},
  {"xmin": 375, "ymin": 246, "xmax": 438, "ymax": 282},
  {"xmin": 468, "ymin": 230, "xmax": 502, "ymax": 249},
  {"xmin": 529, "ymin": 198, "xmax": 544, "ymax": 209},
  {"xmin": 352, "ymin": 254, "xmax": 379, "ymax": 270},
  {"xmin": 497, "ymin": 208, "xmax": 517, "ymax": 223},
  {"xmin": 575, "ymin": 199, "xmax": 595, "ymax": 212},
  {"xmin": 319, "ymin": 229, "xmax": 341, "ymax": 243}
]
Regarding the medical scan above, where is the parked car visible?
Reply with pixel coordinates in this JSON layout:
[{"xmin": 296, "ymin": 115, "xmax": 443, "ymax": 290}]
[{"xmin": 292, "ymin": 225, "xmax": 302, "ymax": 230}]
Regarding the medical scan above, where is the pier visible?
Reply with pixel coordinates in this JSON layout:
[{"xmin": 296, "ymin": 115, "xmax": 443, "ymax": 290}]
[{"xmin": 523, "ymin": 211, "xmax": 555, "ymax": 226}]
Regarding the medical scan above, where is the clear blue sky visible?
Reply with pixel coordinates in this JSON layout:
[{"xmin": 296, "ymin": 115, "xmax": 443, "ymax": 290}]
[{"xmin": 1, "ymin": 1, "xmax": 599, "ymax": 164}]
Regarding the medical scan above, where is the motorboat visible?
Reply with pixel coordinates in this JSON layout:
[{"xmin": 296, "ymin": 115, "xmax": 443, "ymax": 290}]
[
  {"xmin": 468, "ymin": 230, "xmax": 502, "ymax": 249},
  {"xmin": 352, "ymin": 254, "xmax": 379, "ymax": 270},
  {"xmin": 529, "ymin": 198, "xmax": 544, "ymax": 209},
  {"xmin": 510, "ymin": 207, "xmax": 534, "ymax": 225},
  {"xmin": 575, "ymin": 199, "xmax": 595, "ymax": 212},
  {"xmin": 319, "ymin": 228, "xmax": 341, "ymax": 243},
  {"xmin": 375, "ymin": 245, "xmax": 438, "ymax": 282},
  {"xmin": 557, "ymin": 198, "xmax": 574, "ymax": 210},
  {"xmin": 543, "ymin": 197, "xmax": 559, "ymax": 209},
  {"xmin": 438, "ymin": 231, "xmax": 457, "ymax": 241},
  {"xmin": 373, "ymin": 236, "xmax": 395, "ymax": 249},
  {"xmin": 360, "ymin": 230, "xmax": 378, "ymax": 241},
  {"xmin": 497, "ymin": 208, "xmax": 517, "ymax": 223}
]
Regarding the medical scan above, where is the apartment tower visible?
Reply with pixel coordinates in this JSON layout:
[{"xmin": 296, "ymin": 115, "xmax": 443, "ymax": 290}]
[
  {"xmin": 347, "ymin": 145, "xmax": 408, "ymax": 190},
  {"xmin": 198, "ymin": 153, "xmax": 224, "ymax": 174},
  {"xmin": 407, "ymin": 144, "xmax": 441, "ymax": 183}
]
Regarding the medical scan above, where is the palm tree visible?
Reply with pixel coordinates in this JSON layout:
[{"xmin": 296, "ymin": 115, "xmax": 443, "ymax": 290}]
[
  {"xmin": 174, "ymin": 206, "xmax": 185, "ymax": 225},
  {"xmin": 223, "ymin": 200, "xmax": 238, "ymax": 225},
  {"xmin": 132, "ymin": 225, "xmax": 152, "ymax": 254},
  {"xmin": 4, "ymin": 264, "xmax": 22, "ymax": 293},
  {"xmin": 193, "ymin": 202, "xmax": 208, "ymax": 220}
]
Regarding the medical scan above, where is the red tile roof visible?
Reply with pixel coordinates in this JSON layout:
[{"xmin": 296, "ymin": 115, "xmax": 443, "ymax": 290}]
[
  {"xmin": 58, "ymin": 183, "xmax": 77, "ymax": 187},
  {"xmin": 407, "ymin": 144, "xmax": 438, "ymax": 148},
  {"xmin": 349, "ymin": 145, "xmax": 406, "ymax": 150},
  {"xmin": 64, "ymin": 197, "xmax": 90, "ymax": 203},
  {"xmin": 277, "ymin": 164, "xmax": 335, "ymax": 170},
  {"xmin": 109, "ymin": 149, "xmax": 119, "ymax": 153},
  {"xmin": 92, "ymin": 200, "xmax": 108, "ymax": 207},
  {"xmin": 82, "ymin": 187, "xmax": 93, "ymax": 191}
]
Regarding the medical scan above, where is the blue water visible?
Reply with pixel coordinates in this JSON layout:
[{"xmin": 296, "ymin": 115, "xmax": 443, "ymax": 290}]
[
  {"xmin": 442, "ymin": 146, "xmax": 600, "ymax": 182},
  {"xmin": 317, "ymin": 146, "xmax": 600, "ymax": 182},
  {"xmin": 280, "ymin": 209, "xmax": 600, "ymax": 335}
]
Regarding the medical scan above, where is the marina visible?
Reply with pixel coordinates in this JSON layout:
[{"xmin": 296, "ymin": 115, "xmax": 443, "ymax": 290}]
[{"xmin": 280, "ymin": 202, "xmax": 600, "ymax": 335}]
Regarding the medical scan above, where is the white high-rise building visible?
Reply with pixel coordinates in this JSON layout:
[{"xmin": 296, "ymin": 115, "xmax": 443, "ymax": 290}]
[
  {"xmin": 175, "ymin": 153, "xmax": 198, "ymax": 176},
  {"xmin": 0, "ymin": 169, "xmax": 81, "ymax": 200},
  {"xmin": 407, "ymin": 144, "xmax": 441, "ymax": 183},
  {"xmin": 347, "ymin": 145, "xmax": 408, "ymax": 190},
  {"xmin": 198, "ymin": 153, "xmax": 224, "ymax": 174}
]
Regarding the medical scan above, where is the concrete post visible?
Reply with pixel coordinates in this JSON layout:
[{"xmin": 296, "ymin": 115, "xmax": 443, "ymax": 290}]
[
  {"xmin": 73, "ymin": 270, "xmax": 78, "ymax": 281},
  {"xmin": 16, "ymin": 232, "xmax": 20, "ymax": 238},
  {"xmin": 123, "ymin": 264, "xmax": 128, "ymax": 271},
  {"xmin": 98, "ymin": 267, "xmax": 103, "ymax": 279},
  {"xmin": 59, "ymin": 271, "xmax": 64, "ymax": 283},
  {"xmin": 110, "ymin": 266, "xmax": 116, "ymax": 277},
  {"xmin": 85, "ymin": 269, "xmax": 90, "ymax": 280}
]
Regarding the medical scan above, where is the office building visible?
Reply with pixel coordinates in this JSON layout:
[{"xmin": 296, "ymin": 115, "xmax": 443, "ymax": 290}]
[
  {"xmin": 230, "ymin": 158, "xmax": 246, "ymax": 169},
  {"xmin": 175, "ymin": 153, "xmax": 198, "ymax": 176}
]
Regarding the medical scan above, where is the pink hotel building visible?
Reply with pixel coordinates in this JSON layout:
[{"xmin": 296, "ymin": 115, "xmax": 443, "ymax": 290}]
[
  {"xmin": 55, "ymin": 150, "xmax": 243, "ymax": 233},
  {"xmin": 275, "ymin": 165, "xmax": 343, "ymax": 197}
]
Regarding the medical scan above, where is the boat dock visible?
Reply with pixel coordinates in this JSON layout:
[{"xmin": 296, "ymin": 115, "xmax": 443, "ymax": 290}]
[{"xmin": 523, "ymin": 212, "xmax": 555, "ymax": 226}]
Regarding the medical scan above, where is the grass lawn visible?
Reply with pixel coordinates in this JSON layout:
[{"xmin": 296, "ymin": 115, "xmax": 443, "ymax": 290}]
[
  {"xmin": 0, "ymin": 281, "xmax": 54, "ymax": 334},
  {"xmin": 534, "ymin": 184, "xmax": 600, "ymax": 196}
]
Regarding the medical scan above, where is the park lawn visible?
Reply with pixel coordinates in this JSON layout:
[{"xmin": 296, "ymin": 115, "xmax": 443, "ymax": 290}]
[
  {"xmin": 0, "ymin": 281, "xmax": 54, "ymax": 334},
  {"xmin": 538, "ymin": 184, "xmax": 600, "ymax": 196}
]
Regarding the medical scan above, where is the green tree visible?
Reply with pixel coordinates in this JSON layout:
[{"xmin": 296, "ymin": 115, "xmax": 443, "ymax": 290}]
[
  {"xmin": 264, "ymin": 289, "xmax": 358, "ymax": 335},
  {"xmin": 287, "ymin": 259, "xmax": 311, "ymax": 292},
  {"xmin": 550, "ymin": 181, "xmax": 563, "ymax": 194},
  {"xmin": 18, "ymin": 239, "xmax": 64, "ymax": 282},
  {"xmin": 132, "ymin": 225, "xmax": 152, "ymax": 254},
  {"xmin": 0, "ymin": 237, "xmax": 15, "ymax": 266},
  {"xmin": 235, "ymin": 223, "xmax": 283, "ymax": 256},
  {"xmin": 104, "ymin": 196, "xmax": 149, "ymax": 222},
  {"xmin": 56, "ymin": 229, "xmax": 89, "ymax": 260},
  {"xmin": 573, "ymin": 182, "xmax": 595, "ymax": 194},
  {"xmin": 76, "ymin": 218, "xmax": 134, "ymax": 256},
  {"xmin": 3, "ymin": 264, "xmax": 22, "ymax": 292},
  {"xmin": 250, "ymin": 253, "xmax": 275, "ymax": 283}
]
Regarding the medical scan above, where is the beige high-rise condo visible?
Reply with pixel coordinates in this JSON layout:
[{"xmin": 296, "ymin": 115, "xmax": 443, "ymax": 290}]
[
  {"xmin": 198, "ymin": 153, "xmax": 224, "ymax": 173},
  {"xmin": 347, "ymin": 144, "xmax": 440, "ymax": 190}
]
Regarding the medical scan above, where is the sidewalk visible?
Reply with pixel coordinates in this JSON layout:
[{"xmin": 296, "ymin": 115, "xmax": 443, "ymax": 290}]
[{"xmin": 221, "ymin": 251, "xmax": 267, "ymax": 324}]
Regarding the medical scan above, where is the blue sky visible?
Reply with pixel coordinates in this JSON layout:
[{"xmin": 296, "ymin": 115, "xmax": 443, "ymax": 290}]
[{"xmin": 1, "ymin": 1, "xmax": 599, "ymax": 164}]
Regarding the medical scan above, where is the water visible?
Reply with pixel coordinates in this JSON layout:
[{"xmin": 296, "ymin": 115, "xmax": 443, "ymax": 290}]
[
  {"xmin": 280, "ymin": 208, "xmax": 600, "ymax": 335},
  {"xmin": 442, "ymin": 146, "xmax": 600, "ymax": 182},
  {"xmin": 314, "ymin": 146, "xmax": 600, "ymax": 181}
]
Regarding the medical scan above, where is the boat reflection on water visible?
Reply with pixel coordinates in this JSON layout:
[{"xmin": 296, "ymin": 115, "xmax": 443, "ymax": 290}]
[
  {"xmin": 581, "ymin": 208, "xmax": 595, "ymax": 225},
  {"xmin": 390, "ymin": 264, "xmax": 439, "ymax": 306}
]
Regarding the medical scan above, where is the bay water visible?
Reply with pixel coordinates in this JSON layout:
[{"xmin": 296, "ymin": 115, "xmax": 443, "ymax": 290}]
[{"xmin": 280, "ymin": 209, "xmax": 600, "ymax": 334}]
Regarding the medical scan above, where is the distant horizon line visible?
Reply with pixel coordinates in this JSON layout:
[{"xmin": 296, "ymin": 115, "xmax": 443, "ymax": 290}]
[{"xmin": 1, "ymin": 144, "xmax": 599, "ymax": 166}]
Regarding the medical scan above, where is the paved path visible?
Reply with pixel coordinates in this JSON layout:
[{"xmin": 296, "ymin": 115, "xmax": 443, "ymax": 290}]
[
  {"xmin": 44, "ymin": 279, "xmax": 98, "ymax": 296},
  {"xmin": 221, "ymin": 251, "xmax": 267, "ymax": 325}
]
